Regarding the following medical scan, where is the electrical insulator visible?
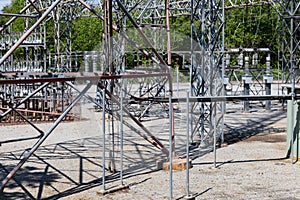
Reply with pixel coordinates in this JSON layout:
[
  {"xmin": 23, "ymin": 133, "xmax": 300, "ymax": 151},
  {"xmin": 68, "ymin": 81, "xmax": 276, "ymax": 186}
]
[
  {"xmin": 238, "ymin": 53, "xmax": 243, "ymax": 67},
  {"xmin": 266, "ymin": 55, "xmax": 271, "ymax": 75},
  {"xmin": 252, "ymin": 53, "xmax": 258, "ymax": 66},
  {"xmin": 244, "ymin": 56, "xmax": 249, "ymax": 75},
  {"xmin": 225, "ymin": 54, "xmax": 230, "ymax": 67}
]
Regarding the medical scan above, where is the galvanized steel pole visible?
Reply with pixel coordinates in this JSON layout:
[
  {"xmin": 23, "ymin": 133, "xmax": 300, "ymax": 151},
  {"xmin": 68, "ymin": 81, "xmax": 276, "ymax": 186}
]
[
  {"xmin": 169, "ymin": 95, "xmax": 173, "ymax": 200},
  {"xmin": 120, "ymin": 78, "xmax": 124, "ymax": 185},
  {"xmin": 290, "ymin": 2, "xmax": 295, "ymax": 163},
  {"xmin": 221, "ymin": 0, "xmax": 226, "ymax": 144},
  {"xmin": 213, "ymin": 103, "xmax": 217, "ymax": 168},
  {"xmin": 186, "ymin": 91, "xmax": 190, "ymax": 198},
  {"xmin": 102, "ymin": 88, "xmax": 106, "ymax": 190}
]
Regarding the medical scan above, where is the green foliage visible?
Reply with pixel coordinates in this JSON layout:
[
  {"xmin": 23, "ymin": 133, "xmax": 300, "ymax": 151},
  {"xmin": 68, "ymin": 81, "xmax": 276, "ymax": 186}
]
[
  {"xmin": 72, "ymin": 17, "xmax": 102, "ymax": 52},
  {"xmin": 172, "ymin": 66, "xmax": 190, "ymax": 83},
  {"xmin": 1, "ymin": 0, "xmax": 25, "ymax": 32},
  {"xmin": 225, "ymin": 5, "xmax": 279, "ymax": 50},
  {"xmin": 46, "ymin": 20, "xmax": 55, "ymax": 53},
  {"xmin": 125, "ymin": 53, "xmax": 135, "ymax": 68},
  {"xmin": 171, "ymin": 16, "xmax": 191, "ymax": 36},
  {"xmin": 0, "ymin": 1, "xmax": 283, "ymax": 72}
]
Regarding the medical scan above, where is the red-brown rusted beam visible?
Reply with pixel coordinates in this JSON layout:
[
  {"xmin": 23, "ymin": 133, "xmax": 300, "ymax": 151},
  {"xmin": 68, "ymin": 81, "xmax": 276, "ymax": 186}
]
[
  {"xmin": 0, "ymin": 107, "xmax": 75, "ymax": 117},
  {"xmin": 0, "ymin": 73, "xmax": 169, "ymax": 85}
]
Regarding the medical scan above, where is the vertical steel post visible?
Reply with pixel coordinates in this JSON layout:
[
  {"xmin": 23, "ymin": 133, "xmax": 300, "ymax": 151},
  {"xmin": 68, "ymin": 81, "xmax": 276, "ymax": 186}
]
[
  {"xmin": 190, "ymin": 0, "xmax": 194, "ymax": 143},
  {"xmin": 290, "ymin": 3, "xmax": 295, "ymax": 163},
  {"xmin": 264, "ymin": 55, "xmax": 272, "ymax": 111},
  {"xmin": 221, "ymin": 0, "xmax": 225, "ymax": 144},
  {"xmin": 169, "ymin": 95, "xmax": 173, "ymax": 200},
  {"xmin": 43, "ymin": 23, "xmax": 47, "ymax": 72},
  {"xmin": 165, "ymin": 0, "xmax": 175, "ymax": 157},
  {"xmin": 185, "ymin": 91, "xmax": 190, "ymax": 198},
  {"xmin": 265, "ymin": 82, "xmax": 271, "ymax": 110},
  {"xmin": 177, "ymin": 67, "xmax": 179, "ymax": 98},
  {"xmin": 62, "ymin": 82, "xmax": 64, "ymax": 112},
  {"xmin": 102, "ymin": 88, "xmax": 106, "ymax": 190},
  {"xmin": 120, "ymin": 78, "xmax": 124, "ymax": 185},
  {"xmin": 291, "ymin": 75, "xmax": 295, "ymax": 162},
  {"xmin": 85, "ymin": 54, "xmax": 90, "ymax": 72},
  {"xmin": 213, "ymin": 103, "xmax": 217, "ymax": 168},
  {"xmin": 243, "ymin": 83, "xmax": 250, "ymax": 111}
]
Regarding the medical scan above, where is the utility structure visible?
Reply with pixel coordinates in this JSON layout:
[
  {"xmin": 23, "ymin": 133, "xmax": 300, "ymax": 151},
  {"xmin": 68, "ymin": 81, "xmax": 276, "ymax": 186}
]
[
  {"xmin": 0, "ymin": 0, "xmax": 300, "ymax": 195},
  {"xmin": 189, "ymin": 0, "xmax": 225, "ymax": 146},
  {"xmin": 225, "ymin": 48, "xmax": 272, "ymax": 112},
  {"xmin": 273, "ymin": 1, "xmax": 300, "ymax": 84}
]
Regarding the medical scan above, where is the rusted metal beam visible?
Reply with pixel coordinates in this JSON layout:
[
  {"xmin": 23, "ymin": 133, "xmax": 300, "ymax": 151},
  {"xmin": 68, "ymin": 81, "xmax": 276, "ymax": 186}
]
[
  {"xmin": 0, "ymin": 107, "xmax": 75, "ymax": 118},
  {"xmin": 0, "ymin": 73, "xmax": 169, "ymax": 85}
]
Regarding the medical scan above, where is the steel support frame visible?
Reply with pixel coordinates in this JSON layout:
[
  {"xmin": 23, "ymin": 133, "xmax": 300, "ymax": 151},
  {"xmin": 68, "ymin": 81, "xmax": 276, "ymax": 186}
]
[
  {"xmin": 190, "ymin": 0, "xmax": 225, "ymax": 146},
  {"xmin": 277, "ymin": 1, "xmax": 300, "ymax": 84},
  {"xmin": 188, "ymin": 0, "xmax": 297, "ymax": 147},
  {"xmin": 277, "ymin": 1, "xmax": 300, "ymax": 163},
  {"xmin": 93, "ymin": 0, "xmax": 175, "ymax": 172},
  {"xmin": 0, "ymin": 72, "xmax": 171, "ymax": 190},
  {"xmin": 1, "ymin": 0, "xmax": 300, "ymax": 195},
  {"xmin": 0, "ymin": 80, "xmax": 93, "ymax": 191}
]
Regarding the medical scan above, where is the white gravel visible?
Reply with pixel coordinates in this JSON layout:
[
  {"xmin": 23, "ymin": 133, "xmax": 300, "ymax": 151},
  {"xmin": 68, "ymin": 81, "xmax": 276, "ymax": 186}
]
[{"xmin": 1, "ymin": 99, "xmax": 300, "ymax": 200}]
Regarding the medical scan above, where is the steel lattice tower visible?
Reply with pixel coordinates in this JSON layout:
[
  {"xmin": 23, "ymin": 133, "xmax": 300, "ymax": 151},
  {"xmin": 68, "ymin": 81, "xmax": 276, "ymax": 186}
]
[
  {"xmin": 189, "ymin": 0, "xmax": 225, "ymax": 146},
  {"xmin": 1, "ymin": 0, "xmax": 300, "ymax": 192}
]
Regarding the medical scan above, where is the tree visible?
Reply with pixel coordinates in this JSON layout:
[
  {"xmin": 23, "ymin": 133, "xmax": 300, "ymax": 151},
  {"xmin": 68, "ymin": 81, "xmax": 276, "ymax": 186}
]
[
  {"xmin": 1, "ymin": 0, "xmax": 25, "ymax": 32},
  {"xmin": 72, "ymin": 17, "xmax": 102, "ymax": 52},
  {"xmin": 0, "ymin": 1, "xmax": 282, "ymax": 70}
]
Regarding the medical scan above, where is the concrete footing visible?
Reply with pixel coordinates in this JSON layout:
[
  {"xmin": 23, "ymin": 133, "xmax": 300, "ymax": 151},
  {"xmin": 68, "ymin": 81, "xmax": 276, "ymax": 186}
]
[{"xmin": 162, "ymin": 158, "xmax": 192, "ymax": 171}]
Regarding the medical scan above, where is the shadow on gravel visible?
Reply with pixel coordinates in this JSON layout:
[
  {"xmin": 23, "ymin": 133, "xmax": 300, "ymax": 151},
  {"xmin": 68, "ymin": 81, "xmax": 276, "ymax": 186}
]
[
  {"xmin": 0, "ymin": 107, "xmax": 289, "ymax": 199},
  {"xmin": 223, "ymin": 109, "xmax": 287, "ymax": 145},
  {"xmin": 192, "ymin": 157, "xmax": 288, "ymax": 167},
  {"xmin": 0, "ymin": 135, "xmax": 164, "ymax": 199},
  {"xmin": 0, "ymin": 164, "xmax": 60, "ymax": 200},
  {"xmin": 181, "ymin": 109, "xmax": 288, "ymax": 163},
  {"xmin": 0, "ymin": 134, "xmax": 42, "ymax": 146}
]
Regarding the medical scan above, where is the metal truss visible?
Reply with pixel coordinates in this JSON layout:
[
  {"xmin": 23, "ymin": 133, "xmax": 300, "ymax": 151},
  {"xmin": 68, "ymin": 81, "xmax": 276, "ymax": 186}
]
[
  {"xmin": 188, "ymin": 0, "xmax": 225, "ymax": 146},
  {"xmin": 1, "ymin": 0, "xmax": 300, "ymax": 194},
  {"xmin": 273, "ymin": 1, "xmax": 300, "ymax": 84},
  {"xmin": 0, "ymin": 72, "xmax": 170, "ymax": 191},
  {"xmin": 0, "ymin": 0, "xmax": 173, "ymax": 190}
]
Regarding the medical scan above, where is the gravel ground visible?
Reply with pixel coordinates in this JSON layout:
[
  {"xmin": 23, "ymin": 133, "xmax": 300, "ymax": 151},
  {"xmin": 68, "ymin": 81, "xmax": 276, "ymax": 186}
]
[{"xmin": 1, "ymin": 98, "xmax": 300, "ymax": 200}]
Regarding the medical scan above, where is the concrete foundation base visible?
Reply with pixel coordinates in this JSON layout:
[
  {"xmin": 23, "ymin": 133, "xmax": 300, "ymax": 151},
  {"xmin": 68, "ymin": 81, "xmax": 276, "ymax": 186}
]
[{"xmin": 163, "ymin": 158, "xmax": 192, "ymax": 171}]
